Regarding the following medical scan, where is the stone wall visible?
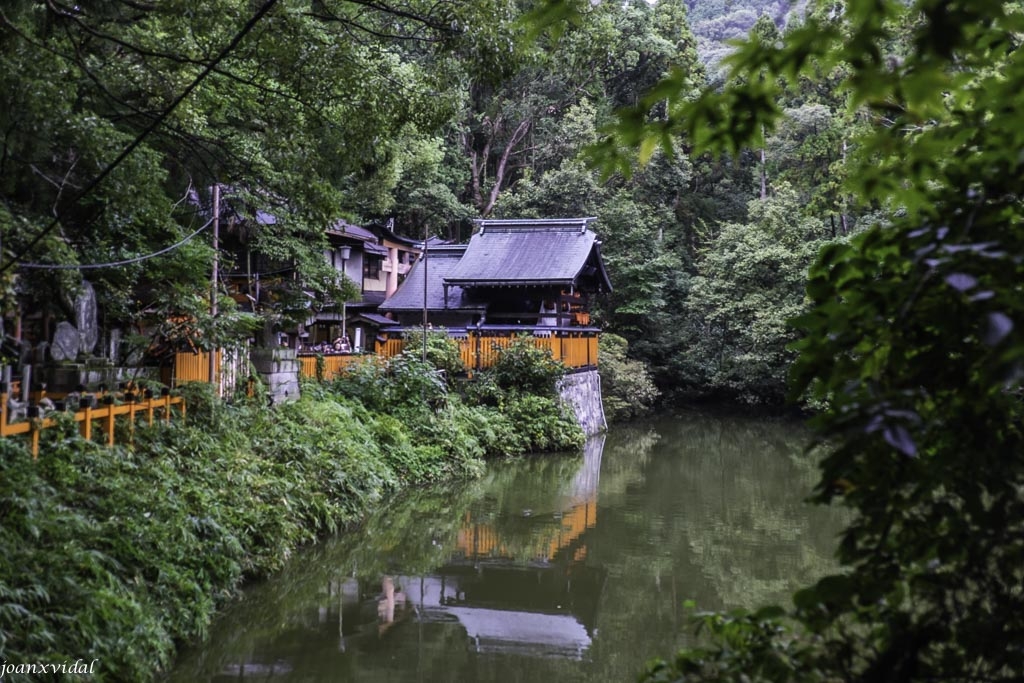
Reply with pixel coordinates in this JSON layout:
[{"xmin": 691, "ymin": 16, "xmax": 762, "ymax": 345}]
[
  {"xmin": 251, "ymin": 347, "xmax": 300, "ymax": 404},
  {"xmin": 556, "ymin": 369, "xmax": 607, "ymax": 437}
]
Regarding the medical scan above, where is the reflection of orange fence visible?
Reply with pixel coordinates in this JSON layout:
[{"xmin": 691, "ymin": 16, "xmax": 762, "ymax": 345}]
[
  {"xmin": 1, "ymin": 388, "xmax": 186, "ymax": 459},
  {"xmin": 456, "ymin": 498, "xmax": 597, "ymax": 562}
]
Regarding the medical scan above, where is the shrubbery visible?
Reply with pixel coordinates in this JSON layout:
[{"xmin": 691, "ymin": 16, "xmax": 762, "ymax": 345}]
[
  {"xmin": 487, "ymin": 334, "xmax": 567, "ymax": 396},
  {"xmin": 0, "ymin": 336, "xmax": 585, "ymax": 681},
  {"xmin": 598, "ymin": 333, "xmax": 659, "ymax": 422}
]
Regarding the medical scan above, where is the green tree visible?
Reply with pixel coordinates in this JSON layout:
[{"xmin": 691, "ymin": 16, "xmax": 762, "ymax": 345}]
[
  {"xmin": 598, "ymin": 332, "xmax": 659, "ymax": 422},
  {"xmin": 0, "ymin": 0, "xmax": 513, "ymax": 350},
  {"xmin": 549, "ymin": 0, "xmax": 1024, "ymax": 679},
  {"xmin": 682, "ymin": 186, "xmax": 831, "ymax": 404}
]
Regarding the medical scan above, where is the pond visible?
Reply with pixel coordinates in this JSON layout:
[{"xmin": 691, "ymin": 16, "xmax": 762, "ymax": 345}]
[{"xmin": 166, "ymin": 412, "xmax": 846, "ymax": 682}]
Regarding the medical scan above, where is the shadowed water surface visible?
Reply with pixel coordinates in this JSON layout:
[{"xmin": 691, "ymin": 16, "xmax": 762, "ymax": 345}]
[{"xmin": 166, "ymin": 412, "xmax": 845, "ymax": 682}]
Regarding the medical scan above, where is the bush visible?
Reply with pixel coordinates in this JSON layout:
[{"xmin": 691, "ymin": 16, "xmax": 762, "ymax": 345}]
[
  {"xmin": 0, "ymin": 387, "xmax": 485, "ymax": 681},
  {"xmin": 500, "ymin": 394, "xmax": 586, "ymax": 453},
  {"xmin": 598, "ymin": 333, "xmax": 659, "ymax": 422},
  {"xmin": 402, "ymin": 329, "xmax": 465, "ymax": 383},
  {"xmin": 329, "ymin": 351, "xmax": 445, "ymax": 417},
  {"xmin": 487, "ymin": 334, "xmax": 567, "ymax": 396}
]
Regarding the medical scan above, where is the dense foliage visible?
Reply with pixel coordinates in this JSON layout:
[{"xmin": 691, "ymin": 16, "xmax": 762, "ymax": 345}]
[
  {"xmin": 0, "ymin": 336, "xmax": 583, "ymax": 680},
  {"xmin": 1, "ymin": 0, "xmax": 856, "ymax": 407},
  {"xmin": 0, "ymin": 0, "xmax": 516, "ymax": 345},
  {"xmin": 555, "ymin": 0, "xmax": 1024, "ymax": 680},
  {"xmin": 0, "ymin": 388, "xmax": 449, "ymax": 680},
  {"xmin": 597, "ymin": 333, "xmax": 659, "ymax": 422}
]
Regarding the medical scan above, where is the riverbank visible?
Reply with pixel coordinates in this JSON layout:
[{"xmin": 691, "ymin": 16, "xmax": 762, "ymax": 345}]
[{"xmin": 0, "ymin": 379, "xmax": 584, "ymax": 682}]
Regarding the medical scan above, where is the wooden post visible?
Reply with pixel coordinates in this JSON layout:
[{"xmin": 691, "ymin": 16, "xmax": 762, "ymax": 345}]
[
  {"xmin": 104, "ymin": 398, "xmax": 116, "ymax": 446},
  {"xmin": 126, "ymin": 392, "xmax": 137, "ymax": 445},
  {"xmin": 1, "ymin": 387, "xmax": 8, "ymax": 436},
  {"xmin": 80, "ymin": 399, "xmax": 93, "ymax": 441},
  {"xmin": 210, "ymin": 183, "xmax": 221, "ymax": 396}
]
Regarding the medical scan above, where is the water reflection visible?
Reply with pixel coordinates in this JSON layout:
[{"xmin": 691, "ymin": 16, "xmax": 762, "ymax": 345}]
[{"xmin": 167, "ymin": 414, "xmax": 845, "ymax": 683}]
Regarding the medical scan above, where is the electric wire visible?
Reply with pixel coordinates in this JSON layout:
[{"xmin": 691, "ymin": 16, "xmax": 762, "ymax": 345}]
[
  {"xmin": 0, "ymin": 0, "xmax": 280, "ymax": 276},
  {"xmin": 17, "ymin": 218, "xmax": 214, "ymax": 270}
]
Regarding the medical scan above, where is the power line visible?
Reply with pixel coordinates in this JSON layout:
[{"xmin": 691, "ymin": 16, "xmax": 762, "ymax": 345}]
[
  {"xmin": 0, "ymin": 0, "xmax": 280, "ymax": 276},
  {"xmin": 17, "ymin": 218, "xmax": 214, "ymax": 271}
]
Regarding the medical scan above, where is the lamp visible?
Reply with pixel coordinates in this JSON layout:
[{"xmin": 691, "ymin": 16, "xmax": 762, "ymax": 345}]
[{"xmin": 338, "ymin": 245, "xmax": 352, "ymax": 343}]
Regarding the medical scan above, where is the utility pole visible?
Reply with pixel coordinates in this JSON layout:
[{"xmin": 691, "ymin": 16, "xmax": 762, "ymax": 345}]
[
  {"xmin": 422, "ymin": 229, "xmax": 428, "ymax": 363},
  {"xmin": 209, "ymin": 184, "xmax": 220, "ymax": 396}
]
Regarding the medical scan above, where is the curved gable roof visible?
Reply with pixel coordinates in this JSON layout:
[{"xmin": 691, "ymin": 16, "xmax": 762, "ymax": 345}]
[{"xmin": 445, "ymin": 218, "xmax": 610, "ymax": 290}]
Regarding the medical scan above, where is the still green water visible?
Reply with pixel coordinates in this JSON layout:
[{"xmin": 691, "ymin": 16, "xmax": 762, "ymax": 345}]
[{"xmin": 167, "ymin": 413, "xmax": 845, "ymax": 682}]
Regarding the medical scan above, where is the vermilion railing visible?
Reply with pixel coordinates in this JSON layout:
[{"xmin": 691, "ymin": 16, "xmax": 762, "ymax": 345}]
[{"xmin": 1, "ymin": 386, "xmax": 185, "ymax": 459}]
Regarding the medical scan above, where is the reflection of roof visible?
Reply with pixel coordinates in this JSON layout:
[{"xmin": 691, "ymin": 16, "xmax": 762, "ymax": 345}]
[
  {"xmin": 402, "ymin": 574, "xmax": 593, "ymax": 659},
  {"xmin": 379, "ymin": 245, "xmax": 485, "ymax": 313},
  {"xmin": 448, "ymin": 607, "xmax": 589, "ymax": 658},
  {"xmin": 445, "ymin": 218, "xmax": 612, "ymax": 290}
]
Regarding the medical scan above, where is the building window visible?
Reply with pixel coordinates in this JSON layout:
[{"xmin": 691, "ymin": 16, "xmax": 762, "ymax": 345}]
[{"xmin": 364, "ymin": 255, "xmax": 382, "ymax": 278}]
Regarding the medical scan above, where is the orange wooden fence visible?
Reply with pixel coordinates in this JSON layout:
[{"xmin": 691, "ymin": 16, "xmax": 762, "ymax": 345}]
[
  {"xmin": 297, "ymin": 331, "xmax": 599, "ymax": 381},
  {"xmin": 1, "ymin": 388, "xmax": 185, "ymax": 459},
  {"xmin": 453, "ymin": 332, "xmax": 598, "ymax": 373},
  {"xmin": 297, "ymin": 353, "xmax": 372, "ymax": 380},
  {"xmin": 173, "ymin": 350, "xmax": 222, "ymax": 384}
]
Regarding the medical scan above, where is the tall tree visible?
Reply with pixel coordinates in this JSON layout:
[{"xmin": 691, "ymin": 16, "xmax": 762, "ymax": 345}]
[
  {"xmin": 0, "ymin": 0, "xmax": 510, "ymax": 350},
  {"xmin": 544, "ymin": 0, "xmax": 1024, "ymax": 678}
]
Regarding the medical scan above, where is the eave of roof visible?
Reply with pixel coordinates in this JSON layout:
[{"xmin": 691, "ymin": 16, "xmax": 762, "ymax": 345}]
[{"xmin": 327, "ymin": 219, "xmax": 377, "ymax": 243}]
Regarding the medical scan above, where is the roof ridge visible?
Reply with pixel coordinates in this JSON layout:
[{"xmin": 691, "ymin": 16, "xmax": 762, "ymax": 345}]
[{"xmin": 474, "ymin": 217, "xmax": 597, "ymax": 235}]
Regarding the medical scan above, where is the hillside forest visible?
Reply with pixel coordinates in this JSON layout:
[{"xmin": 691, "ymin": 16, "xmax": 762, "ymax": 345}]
[{"xmin": 4, "ymin": 0, "xmax": 849, "ymax": 406}]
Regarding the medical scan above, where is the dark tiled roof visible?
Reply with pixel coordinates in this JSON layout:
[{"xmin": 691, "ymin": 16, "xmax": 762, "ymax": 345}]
[
  {"xmin": 346, "ymin": 291, "xmax": 386, "ymax": 307},
  {"xmin": 328, "ymin": 219, "xmax": 377, "ymax": 242},
  {"xmin": 379, "ymin": 245, "xmax": 484, "ymax": 312},
  {"xmin": 355, "ymin": 312, "xmax": 401, "ymax": 327},
  {"xmin": 445, "ymin": 218, "xmax": 607, "ymax": 288}
]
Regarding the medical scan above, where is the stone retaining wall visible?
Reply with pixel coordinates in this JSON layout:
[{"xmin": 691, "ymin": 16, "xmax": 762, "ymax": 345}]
[
  {"xmin": 556, "ymin": 369, "xmax": 607, "ymax": 437},
  {"xmin": 252, "ymin": 348, "xmax": 300, "ymax": 404}
]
